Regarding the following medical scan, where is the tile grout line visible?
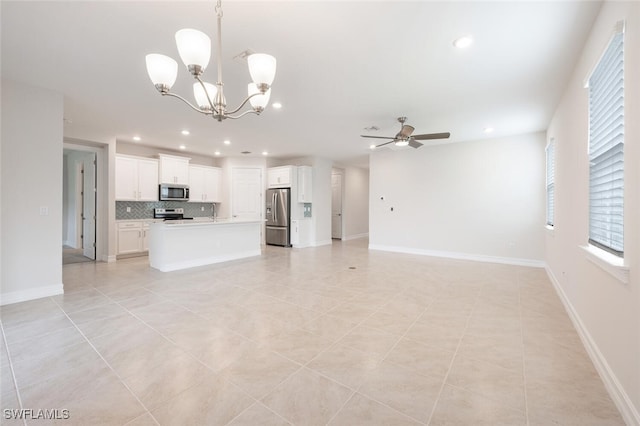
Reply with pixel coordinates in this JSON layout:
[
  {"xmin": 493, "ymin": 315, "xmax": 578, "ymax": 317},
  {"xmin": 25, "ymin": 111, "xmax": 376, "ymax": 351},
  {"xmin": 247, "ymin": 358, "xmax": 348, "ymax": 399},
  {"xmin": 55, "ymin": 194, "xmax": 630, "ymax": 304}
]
[
  {"xmin": 92, "ymin": 286, "xmax": 296, "ymax": 426},
  {"xmin": 424, "ymin": 286, "xmax": 481, "ymax": 426},
  {"xmin": 517, "ymin": 271, "xmax": 531, "ymax": 426},
  {"xmin": 49, "ymin": 295, "xmax": 160, "ymax": 426},
  {"xmin": 0, "ymin": 319, "xmax": 27, "ymax": 426}
]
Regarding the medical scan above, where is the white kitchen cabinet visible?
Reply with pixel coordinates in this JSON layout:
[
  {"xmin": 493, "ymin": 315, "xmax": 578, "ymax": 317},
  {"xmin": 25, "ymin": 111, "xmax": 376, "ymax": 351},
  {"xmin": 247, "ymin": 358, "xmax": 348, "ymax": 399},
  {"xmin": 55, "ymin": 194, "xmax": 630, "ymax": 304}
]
[
  {"xmin": 159, "ymin": 154, "xmax": 190, "ymax": 185},
  {"xmin": 189, "ymin": 165, "xmax": 221, "ymax": 202},
  {"xmin": 142, "ymin": 222, "xmax": 150, "ymax": 251},
  {"xmin": 117, "ymin": 222, "xmax": 144, "ymax": 254},
  {"xmin": 115, "ymin": 155, "xmax": 159, "ymax": 201},
  {"xmin": 267, "ymin": 166, "xmax": 294, "ymax": 188},
  {"xmin": 291, "ymin": 218, "xmax": 312, "ymax": 248},
  {"xmin": 297, "ymin": 166, "xmax": 313, "ymax": 202},
  {"xmin": 117, "ymin": 221, "xmax": 153, "ymax": 255}
]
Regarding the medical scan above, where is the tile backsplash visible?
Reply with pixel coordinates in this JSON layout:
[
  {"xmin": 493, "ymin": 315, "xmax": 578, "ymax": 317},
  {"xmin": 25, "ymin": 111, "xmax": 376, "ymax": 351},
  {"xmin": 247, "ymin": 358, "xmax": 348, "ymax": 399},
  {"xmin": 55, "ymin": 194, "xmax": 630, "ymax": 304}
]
[{"xmin": 116, "ymin": 201, "xmax": 215, "ymax": 220}]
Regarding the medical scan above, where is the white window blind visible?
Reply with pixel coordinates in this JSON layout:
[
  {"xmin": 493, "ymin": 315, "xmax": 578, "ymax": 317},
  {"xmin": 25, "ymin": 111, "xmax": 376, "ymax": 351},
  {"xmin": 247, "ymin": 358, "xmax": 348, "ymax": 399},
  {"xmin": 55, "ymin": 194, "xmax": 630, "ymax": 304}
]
[
  {"xmin": 588, "ymin": 31, "xmax": 624, "ymax": 256},
  {"xmin": 546, "ymin": 139, "xmax": 555, "ymax": 226}
]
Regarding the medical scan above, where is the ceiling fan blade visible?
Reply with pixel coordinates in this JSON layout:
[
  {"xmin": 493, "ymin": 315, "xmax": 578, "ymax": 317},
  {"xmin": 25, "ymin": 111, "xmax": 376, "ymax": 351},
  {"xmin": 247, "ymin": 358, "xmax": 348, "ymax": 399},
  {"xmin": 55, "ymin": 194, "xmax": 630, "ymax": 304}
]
[
  {"xmin": 399, "ymin": 125, "xmax": 415, "ymax": 138},
  {"xmin": 412, "ymin": 132, "xmax": 451, "ymax": 140},
  {"xmin": 375, "ymin": 140, "xmax": 396, "ymax": 148},
  {"xmin": 408, "ymin": 139, "xmax": 423, "ymax": 149},
  {"xmin": 360, "ymin": 135, "xmax": 396, "ymax": 140}
]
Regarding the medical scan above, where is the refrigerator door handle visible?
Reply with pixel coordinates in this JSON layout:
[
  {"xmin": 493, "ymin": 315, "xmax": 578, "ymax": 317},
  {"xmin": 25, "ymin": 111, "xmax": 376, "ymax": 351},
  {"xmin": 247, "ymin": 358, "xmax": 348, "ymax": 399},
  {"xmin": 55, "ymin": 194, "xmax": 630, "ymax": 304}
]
[{"xmin": 273, "ymin": 192, "xmax": 278, "ymax": 223}]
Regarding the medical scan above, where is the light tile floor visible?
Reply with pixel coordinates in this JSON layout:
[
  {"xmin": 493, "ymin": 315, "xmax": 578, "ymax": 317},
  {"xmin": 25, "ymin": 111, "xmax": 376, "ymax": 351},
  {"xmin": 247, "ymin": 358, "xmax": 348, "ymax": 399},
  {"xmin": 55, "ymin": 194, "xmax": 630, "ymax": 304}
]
[{"xmin": 0, "ymin": 239, "xmax": 625, "ymax": 425}]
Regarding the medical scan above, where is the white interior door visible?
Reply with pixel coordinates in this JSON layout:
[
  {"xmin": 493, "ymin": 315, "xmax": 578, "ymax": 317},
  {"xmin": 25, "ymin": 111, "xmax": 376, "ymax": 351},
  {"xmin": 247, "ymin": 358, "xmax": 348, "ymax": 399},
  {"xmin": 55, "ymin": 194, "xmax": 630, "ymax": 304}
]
[
  {"xmin": 82, "ymin": 154, "xmax": 96, "ymax": 260},
  {"xmin": 331, "ymin": 173, "xmax": 343, "ymax": 239},
  {"xmin": 232, "ymin": 168, "xmax": 262, "ymax": 221}
]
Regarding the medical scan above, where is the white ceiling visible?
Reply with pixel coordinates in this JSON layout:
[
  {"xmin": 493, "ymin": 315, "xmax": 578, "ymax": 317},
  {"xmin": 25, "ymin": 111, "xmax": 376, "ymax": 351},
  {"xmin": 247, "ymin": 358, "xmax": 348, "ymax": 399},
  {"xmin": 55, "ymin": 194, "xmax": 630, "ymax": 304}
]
[{"xmin": 1, "ymin": 1, "xmax": 601, "ymax": 167}]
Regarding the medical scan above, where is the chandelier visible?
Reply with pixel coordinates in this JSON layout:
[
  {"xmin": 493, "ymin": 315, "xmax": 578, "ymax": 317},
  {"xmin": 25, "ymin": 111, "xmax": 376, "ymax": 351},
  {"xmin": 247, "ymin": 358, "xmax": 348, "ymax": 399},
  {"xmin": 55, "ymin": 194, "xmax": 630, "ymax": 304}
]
[{"xmin": 145, "ymin": 0, "xmax": 276, "ymax": 121}]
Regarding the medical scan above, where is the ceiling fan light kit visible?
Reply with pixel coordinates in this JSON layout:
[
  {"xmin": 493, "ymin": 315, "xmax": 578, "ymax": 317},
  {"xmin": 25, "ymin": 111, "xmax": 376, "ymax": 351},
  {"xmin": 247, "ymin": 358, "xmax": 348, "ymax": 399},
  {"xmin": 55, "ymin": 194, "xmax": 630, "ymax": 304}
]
[
  {"xmin": 361, "ymin": 116, "xmax": 450, "ymax": 149},
  {"xmin": 145, "ymin": 0, "xmax": 276, "ymax": 122}
]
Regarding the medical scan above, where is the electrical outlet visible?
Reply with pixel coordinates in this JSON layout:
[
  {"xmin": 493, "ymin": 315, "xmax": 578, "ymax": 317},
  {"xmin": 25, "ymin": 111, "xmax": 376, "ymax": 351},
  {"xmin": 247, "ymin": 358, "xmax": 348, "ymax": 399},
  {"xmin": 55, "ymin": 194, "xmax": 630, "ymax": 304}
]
[
  {"xmin": 201, "ymin": 207, "xmax": 205, "ymax": 211},
  {"xmin": 39, "ymin": 206, "xmax": 49, "ymax": 216},
  {"xmin": 126, "ymin": 207, "xmax": 131, "ymax": 213}
]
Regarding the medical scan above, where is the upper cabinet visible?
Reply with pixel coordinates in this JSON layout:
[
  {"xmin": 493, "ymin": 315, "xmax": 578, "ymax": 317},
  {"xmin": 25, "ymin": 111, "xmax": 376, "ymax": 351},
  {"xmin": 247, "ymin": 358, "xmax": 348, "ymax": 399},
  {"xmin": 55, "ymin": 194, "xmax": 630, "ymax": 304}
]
[
  {"xmin": 189, "ymin": 165, "xmax": 221, "ymax": 203},
  {"xmin": 158, "ymin": 154, "xmax": 190, "ymax": 185},
  {"xmin": 267, "ymin": 166, "xmax": 294, "ymax": 188},
  {"xmin": 297, "ymin": 166, "xmax": 313, "ymax": 202},
  {"xmin": 115, "ymin": 155, "xmax": 159, "ymax": 201}
]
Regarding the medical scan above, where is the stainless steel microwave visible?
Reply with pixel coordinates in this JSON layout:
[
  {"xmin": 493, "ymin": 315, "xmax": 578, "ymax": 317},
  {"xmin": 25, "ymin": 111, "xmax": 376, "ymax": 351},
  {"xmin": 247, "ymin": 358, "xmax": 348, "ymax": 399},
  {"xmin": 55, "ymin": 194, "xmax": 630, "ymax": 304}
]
[{"xmin": 159, "ymin": 184, "xmax": 189, "ymax": 201}]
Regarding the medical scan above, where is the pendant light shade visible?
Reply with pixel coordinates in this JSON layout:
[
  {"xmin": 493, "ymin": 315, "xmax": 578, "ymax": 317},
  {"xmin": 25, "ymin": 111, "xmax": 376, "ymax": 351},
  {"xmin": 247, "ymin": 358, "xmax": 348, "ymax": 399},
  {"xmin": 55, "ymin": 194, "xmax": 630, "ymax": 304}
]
[
  {"xmin": 175, "ymin": 29, "xmax": 211, "ymax": 70},
  {"xmin": 193, "ymin": 82, "xmax": 218, "ymax": 110},
  {"xmin": 247, "ymin": 54, "xmax": 277, "ymax": 87},
  {"xmin": 248, "ymin": 83, "xmax": 271, "ymax": 110},
  {"xmin": 145, "ymin": 54, "xmax": 178, "ymax": 89}
]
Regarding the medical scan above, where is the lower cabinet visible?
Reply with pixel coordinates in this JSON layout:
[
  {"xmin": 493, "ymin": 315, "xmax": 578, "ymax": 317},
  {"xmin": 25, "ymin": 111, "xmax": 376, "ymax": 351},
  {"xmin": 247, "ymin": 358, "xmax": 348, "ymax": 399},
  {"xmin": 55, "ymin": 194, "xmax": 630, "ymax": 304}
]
[{"xmin": 117, "ymin": 221, "xmax": 151, "ymax": 256}]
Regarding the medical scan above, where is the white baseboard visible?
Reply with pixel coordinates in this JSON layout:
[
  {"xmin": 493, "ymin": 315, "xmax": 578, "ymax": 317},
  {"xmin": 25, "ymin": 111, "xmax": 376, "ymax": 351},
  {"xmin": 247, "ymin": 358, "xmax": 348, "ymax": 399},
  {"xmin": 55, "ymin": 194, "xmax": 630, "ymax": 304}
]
[
  {"xmin": 104, "ymin": 254, "xmax": 117, "ymax": 263},
  {"xmin": 368, "ymin": 244, "xmax": 545, "ymax": 268},
  {"xmin": 545, "ymin": 266, "xmax": 640, "ymax": 426},
  {"xmin": 344, "ymin": 233, "xmax": 369, "ymax": 241},
  {"xmin": 0, "ymin": 284, "xmax": 64, "ymax": 306}
]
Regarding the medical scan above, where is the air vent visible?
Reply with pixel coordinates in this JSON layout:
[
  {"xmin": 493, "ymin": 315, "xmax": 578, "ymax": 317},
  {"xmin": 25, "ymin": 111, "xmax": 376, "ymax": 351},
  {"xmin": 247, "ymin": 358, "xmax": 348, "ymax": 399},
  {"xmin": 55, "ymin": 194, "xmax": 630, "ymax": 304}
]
[
  {"xmin": 364, "ymin": 126, "xmax": 379, "ymax": 131},
  {"xmin": 241, "ymin": 151, "xmax": 251, "ymax": 155}
]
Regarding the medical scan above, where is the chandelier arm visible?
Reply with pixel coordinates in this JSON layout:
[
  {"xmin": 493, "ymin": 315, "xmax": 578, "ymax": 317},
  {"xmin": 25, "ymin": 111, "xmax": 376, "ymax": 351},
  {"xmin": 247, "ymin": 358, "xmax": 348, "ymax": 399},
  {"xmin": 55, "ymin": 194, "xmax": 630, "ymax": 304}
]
[
  {"xmin": 215, "ymin": 1, "xmax": 223, "ymax": 86},
  {"xmin": 226, "ymin": 92, "xmax": 263, "ymax": 115},
  {"xmin": 162, "ymin": 92, "xmax": 212, "ymax": 115},
  {"xmin": 224, "ymin": 110, "xmax": 260, "ymax": 120},
  {"xmin": 194, "ymin": 77, "xmax": 220, "ymax": 114}
]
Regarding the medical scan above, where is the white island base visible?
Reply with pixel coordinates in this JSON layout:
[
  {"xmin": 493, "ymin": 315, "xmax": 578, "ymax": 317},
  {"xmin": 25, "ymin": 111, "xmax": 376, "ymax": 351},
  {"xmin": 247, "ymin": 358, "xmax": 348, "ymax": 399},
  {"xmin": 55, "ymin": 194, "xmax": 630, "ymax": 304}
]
[{"xmin": 148, "ymin": 220, "xmax": 262, "ymax": 272}]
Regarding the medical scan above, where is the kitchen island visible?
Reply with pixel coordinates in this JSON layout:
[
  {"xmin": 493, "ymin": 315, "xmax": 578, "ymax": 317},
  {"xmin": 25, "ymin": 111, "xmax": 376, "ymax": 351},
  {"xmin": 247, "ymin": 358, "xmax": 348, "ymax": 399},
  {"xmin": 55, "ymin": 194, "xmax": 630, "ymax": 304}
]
[{"xmin": 148, "ymin": 219, "xmax": 262, "ymax": 272}]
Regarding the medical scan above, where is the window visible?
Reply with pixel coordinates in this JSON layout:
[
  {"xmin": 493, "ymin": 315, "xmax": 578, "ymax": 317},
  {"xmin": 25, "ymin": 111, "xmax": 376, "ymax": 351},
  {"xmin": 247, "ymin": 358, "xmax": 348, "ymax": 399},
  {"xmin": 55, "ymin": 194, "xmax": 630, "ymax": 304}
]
[
  {"xmin": 545, "ymin": 138, "xmax": 555, "ymax": 227},
  {"xmin": 587, "ymin": 28, "xmax": 624, "ymax": 256}
]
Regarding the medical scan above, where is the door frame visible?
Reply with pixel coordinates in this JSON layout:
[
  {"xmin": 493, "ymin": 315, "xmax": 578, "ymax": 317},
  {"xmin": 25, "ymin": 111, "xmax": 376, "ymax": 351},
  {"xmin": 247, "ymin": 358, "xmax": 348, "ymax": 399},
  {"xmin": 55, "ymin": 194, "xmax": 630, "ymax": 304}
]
[
  {"xmin": 230, "ymin": 166, "xmax": 264, "ymax": 243},
  {"xmin": 331, "ymin": 169, "xmax": 344, "ymax": 240},
  {"xmin": 63, "ymin": 140, "xmax": 106, "ymax": 262}
]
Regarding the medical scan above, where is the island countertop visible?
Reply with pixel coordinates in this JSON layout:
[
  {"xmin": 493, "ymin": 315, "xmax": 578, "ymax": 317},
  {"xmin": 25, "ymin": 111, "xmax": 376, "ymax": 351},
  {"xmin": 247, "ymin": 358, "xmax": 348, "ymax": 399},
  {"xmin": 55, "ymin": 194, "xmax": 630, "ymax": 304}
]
[{"xmin": 148, "ymin": 219, "xmax": 262, "ymax": 272}]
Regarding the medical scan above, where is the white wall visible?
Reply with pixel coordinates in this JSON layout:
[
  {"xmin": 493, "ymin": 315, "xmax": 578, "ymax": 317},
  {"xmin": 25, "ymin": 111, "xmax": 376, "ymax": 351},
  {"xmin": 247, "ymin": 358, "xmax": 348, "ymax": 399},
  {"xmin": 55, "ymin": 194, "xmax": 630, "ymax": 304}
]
[
  {"xmin": 1, "ymin": 80, "xmax": 64, "ymax": 304},
  {"xmin": 343, "ymin": 166, "xmax": 369, "ymax": 240},
  {"xmin": 369, "ymin": 132, "xmax": 545, "ymax": 265},
  {"xmin": 310, "ymin": 157, "xmax": 333, "ymax": 246},
  {"xmin": 545, "ymin": 2, "xmax": 640, "ymax": 423}
]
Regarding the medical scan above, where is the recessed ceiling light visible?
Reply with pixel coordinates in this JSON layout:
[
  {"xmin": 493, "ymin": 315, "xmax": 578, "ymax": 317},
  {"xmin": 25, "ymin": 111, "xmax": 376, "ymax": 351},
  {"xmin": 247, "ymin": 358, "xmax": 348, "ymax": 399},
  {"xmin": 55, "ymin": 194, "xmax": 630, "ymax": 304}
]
[
  {"xmin": 369, "ymin": 144, "xmax": 376, "ymax": 150},
  {"xmin": 214, "ymin": 151, "xmax": 221, "ymax": 156},
  {"xmin": 181, "ymin": 130, "xmax": 190, "ymax": 135},
  {"xmin": 483, "ymin": 127, "xmax": 494, "ymax": 133},
  {"xmin": 272, "ymin": 102, "xmax": 282, "ymax": 109},
  {"xmin": 453, "ymin": 35, "xmax": 474, "ymax": 49},
  {"xmin": 262, "ymin": 151, "xmax": 269, "ymax": 156},
  {"xmin": 133, "ymin": 136, "xmax": 141, "ymax": 141},
  {"xmin": 223, "ymin": 140, "xmax": 231, "ymax": 145},
  {"xmin": 179, "ymin": 144, "xmax": 186, "ymax": 150}
]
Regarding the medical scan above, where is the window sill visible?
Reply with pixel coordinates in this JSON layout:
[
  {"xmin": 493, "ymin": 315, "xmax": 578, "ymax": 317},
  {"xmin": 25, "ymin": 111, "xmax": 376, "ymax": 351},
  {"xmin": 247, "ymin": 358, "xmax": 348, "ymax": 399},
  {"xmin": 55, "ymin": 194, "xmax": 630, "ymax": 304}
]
[
  {"xmin": 580, "ymin": 245, "xmax": 629, "ymax": 284},
  {"xmin": 545, "ymin": 225, "xmax": 555, "ymax": 237}
]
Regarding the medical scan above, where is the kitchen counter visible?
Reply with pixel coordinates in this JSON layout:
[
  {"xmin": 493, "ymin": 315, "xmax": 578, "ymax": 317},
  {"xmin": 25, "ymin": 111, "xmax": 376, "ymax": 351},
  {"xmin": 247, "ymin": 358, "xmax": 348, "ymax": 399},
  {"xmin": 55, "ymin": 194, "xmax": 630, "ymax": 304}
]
[{"xmin": 148, "ymin": 219, "xmax": 262, "ymax": 272}]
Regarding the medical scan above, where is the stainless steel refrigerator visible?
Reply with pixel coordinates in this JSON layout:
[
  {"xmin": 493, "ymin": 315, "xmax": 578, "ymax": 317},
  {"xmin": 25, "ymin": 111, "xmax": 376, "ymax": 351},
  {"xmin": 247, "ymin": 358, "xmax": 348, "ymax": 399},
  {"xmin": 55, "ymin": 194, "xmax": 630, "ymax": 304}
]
[{"xmin": 265, "ymin": 188, "xmax": 291, "ymax": 247}]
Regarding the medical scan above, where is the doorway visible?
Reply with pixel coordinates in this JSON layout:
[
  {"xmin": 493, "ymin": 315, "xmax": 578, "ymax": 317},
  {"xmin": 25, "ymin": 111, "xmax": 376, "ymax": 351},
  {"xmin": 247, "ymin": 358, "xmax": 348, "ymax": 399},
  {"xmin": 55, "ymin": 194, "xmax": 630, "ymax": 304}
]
[
  {"xmin": 331, "ymin": 172, "xmax": 343, "ymax": 239},
  {"xmin": 63, "ymin": 149, "xmax": 96, "ymax": 264}
]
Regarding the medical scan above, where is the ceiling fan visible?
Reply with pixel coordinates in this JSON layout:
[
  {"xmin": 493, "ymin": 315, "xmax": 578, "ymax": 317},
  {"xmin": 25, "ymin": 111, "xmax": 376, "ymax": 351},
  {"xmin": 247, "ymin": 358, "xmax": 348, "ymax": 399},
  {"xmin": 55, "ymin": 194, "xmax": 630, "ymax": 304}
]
[{"xmin": 361, "ymin": 117, "xmax": 450, "ymax": 149}]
